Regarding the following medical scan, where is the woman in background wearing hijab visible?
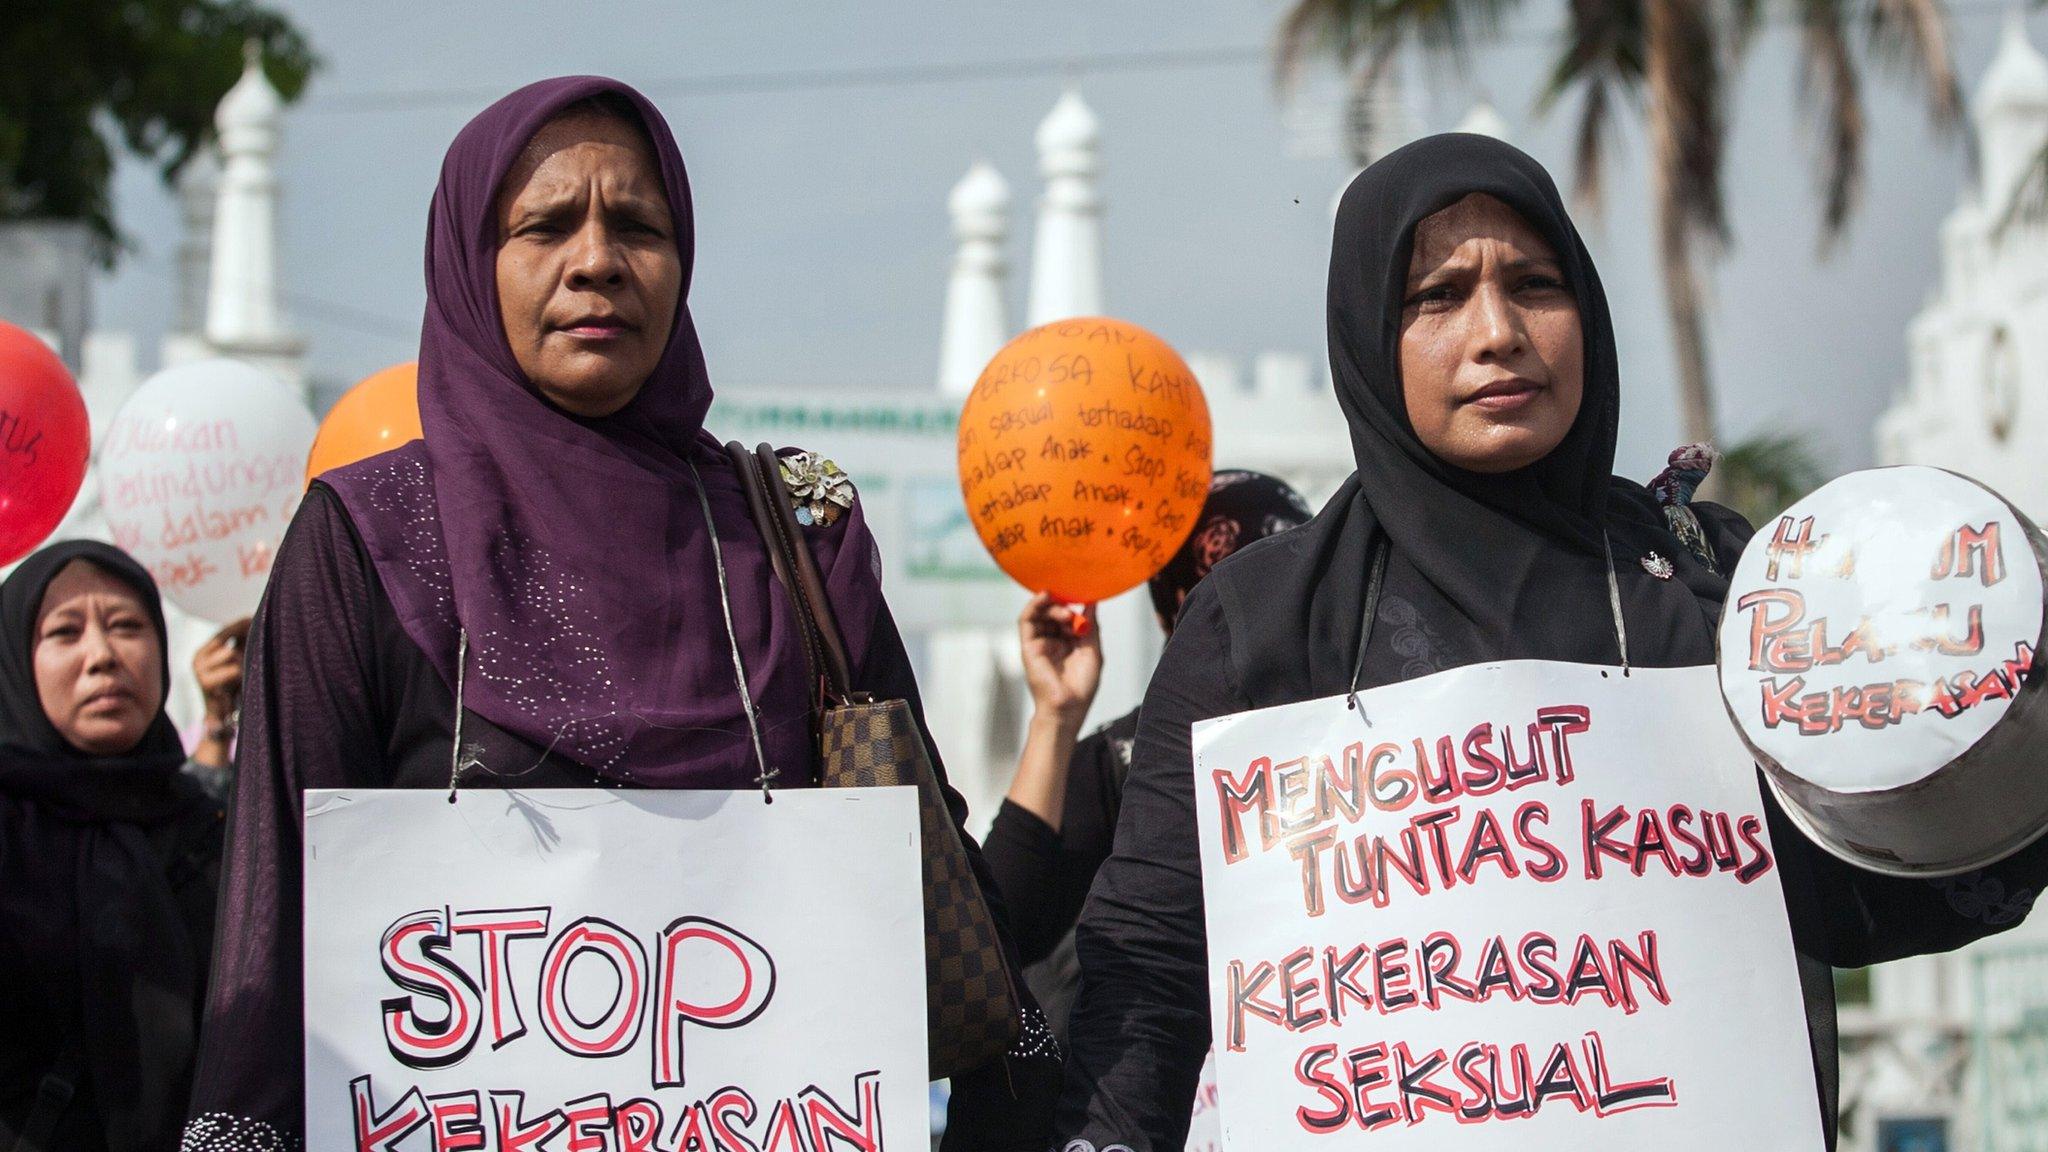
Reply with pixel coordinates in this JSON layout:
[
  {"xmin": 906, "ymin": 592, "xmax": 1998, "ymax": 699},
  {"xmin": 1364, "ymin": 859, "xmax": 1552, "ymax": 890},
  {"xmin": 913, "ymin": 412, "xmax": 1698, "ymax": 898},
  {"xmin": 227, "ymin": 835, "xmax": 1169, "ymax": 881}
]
[
  {"xmin": 1052, "ymin": 133, "xmax": 2048, "ymax": 1150},
  {"xmin": 183, "ymin": 77, "xmax": 1054, "ymax": 1151},
  {"xmin": 985, "ymin": 470, "xmax": 1312, "ymax": 1039},
  {"xmin": 1, "ymin": 541, "xmax": 223, "ymax": 1152}
]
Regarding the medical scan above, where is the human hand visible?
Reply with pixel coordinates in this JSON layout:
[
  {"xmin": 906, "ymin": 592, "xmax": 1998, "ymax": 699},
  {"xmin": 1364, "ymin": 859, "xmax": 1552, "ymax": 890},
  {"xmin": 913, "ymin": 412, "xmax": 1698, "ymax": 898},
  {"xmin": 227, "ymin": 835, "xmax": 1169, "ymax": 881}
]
[
  {"xmin": 194, "ymin": 617, "xmax": 251, "ymax": 726},
  {"xmin": 1017, "ymin": 592, "xmax": 1102, "ymax": 727}
]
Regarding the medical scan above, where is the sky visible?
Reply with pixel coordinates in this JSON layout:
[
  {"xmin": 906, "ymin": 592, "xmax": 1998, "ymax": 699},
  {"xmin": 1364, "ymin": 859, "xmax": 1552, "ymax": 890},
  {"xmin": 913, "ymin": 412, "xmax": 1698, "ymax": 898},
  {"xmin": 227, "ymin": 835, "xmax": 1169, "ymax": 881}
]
[{"xmin": 91, "ymin": 0, "xmax": 2047, "ymax": 483}]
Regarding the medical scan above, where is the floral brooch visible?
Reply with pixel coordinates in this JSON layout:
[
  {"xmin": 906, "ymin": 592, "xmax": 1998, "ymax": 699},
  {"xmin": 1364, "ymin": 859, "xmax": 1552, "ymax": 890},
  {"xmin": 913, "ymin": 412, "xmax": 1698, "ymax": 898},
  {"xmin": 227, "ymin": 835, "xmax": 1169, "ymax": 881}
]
[{"xmin": 778, "ymin": 451, "xmax": 855, "ymax": 527}]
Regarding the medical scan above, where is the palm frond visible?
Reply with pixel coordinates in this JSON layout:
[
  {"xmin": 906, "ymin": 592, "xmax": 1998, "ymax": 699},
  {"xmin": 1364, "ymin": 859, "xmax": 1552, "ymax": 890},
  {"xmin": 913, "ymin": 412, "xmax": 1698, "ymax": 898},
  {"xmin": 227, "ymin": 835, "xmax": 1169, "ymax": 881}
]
[
  {"xmin": 1538, "ymin": 0, "xmax": 1645, "ymax": 217},
  {"xmin": 1276, "ymin": 0, "xmax": 1369, "ymax": 91},
  {"xmin": 1572, "ymin": 78, "xmax": 1615, "ymax": 213},
  {"xmin": 1274, "ymin": 0, "xmax": 1524, "ymax": 91},
  {"xmin": 1728, "ymin": 0, "xmax": 1773, "ymax": 58},
  {"xmin": 1719, "ymin": 432, "xmax": 1831, "ymax": 527},
  {"xmin": 1865, "ymin": 0, "xmax": 1964, "ymax": 127},
  {"xmin": 1645, "ymin": 0, "xmax": 1729, "ymax": 246},
  {"xmin": 1539, "ymin": 0, "xmax": 1644, "ymax": 111},
  {"xmin": 1797, "ymin": 0, "xmax": 1867, "ymax": 243}
]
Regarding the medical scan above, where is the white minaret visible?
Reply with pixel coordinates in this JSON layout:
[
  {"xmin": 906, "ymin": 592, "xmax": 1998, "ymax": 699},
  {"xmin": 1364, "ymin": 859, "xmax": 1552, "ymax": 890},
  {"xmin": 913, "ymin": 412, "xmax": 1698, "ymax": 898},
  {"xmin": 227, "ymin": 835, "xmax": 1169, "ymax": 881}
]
[
  {"xmin": 159, "ymin": 147, "xmax": 220, "ymax": 368},
  {"xmin": 1455, "ymin": 101, "xmax": 1514, "ymax": 142},
  {"xmin": 1975, "ymin": 11, "xmax": 2048, "ymax": 213},
  {"xmin": 1022, "ymin": 89, "xmax": 1161, "ymax": 733},
  {"xmin": 937, "ymin": 162, "xmax": 1012, "ymax": 395},
  {"xmin": 1027, "ymin": 90, "xmax": 1104, "ymax": 325},
  {"xmin": 205, "ymin": 41, "xmax": 306, "ymax": 395},
  {"xmin": 931, "ymin": 161, "xmax": 1020, "ymax": 828},
  {"xmin": 174, "ymin": 147, "xmax": 219, "ymax": 336}
]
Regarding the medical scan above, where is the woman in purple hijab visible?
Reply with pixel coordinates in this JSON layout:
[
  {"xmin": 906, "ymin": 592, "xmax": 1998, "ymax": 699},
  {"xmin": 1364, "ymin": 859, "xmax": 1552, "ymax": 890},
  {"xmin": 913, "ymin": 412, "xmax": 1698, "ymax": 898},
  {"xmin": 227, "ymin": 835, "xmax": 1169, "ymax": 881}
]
[{"xmin": 182, "ymin": 77, "xmax": 1056, "ymax": 1151}]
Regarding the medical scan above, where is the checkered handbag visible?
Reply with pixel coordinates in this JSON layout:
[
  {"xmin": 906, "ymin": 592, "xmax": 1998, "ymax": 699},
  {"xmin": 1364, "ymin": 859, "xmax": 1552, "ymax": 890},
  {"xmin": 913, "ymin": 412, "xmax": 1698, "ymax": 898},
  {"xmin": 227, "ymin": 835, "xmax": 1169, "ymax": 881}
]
[{"xmin": 726, "ymin": 442, "xmax": 1022, "ymax": 1078}]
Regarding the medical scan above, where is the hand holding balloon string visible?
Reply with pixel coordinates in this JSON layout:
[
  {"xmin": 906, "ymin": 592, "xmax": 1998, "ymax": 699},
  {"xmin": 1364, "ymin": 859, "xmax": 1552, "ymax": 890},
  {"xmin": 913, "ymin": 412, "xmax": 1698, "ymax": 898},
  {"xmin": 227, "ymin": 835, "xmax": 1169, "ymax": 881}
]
[{"xmin": 1007, "ymin": 592, "xmax": 1103, "ymax": 832}]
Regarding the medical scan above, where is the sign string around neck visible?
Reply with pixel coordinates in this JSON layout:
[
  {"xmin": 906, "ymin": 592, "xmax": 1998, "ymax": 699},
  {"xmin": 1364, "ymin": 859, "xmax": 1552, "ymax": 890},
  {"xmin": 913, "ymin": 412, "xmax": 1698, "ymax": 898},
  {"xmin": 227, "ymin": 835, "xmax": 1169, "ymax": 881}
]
[
  {"xmin": 688, "ymin": 459, "xmax": 779, "ymax": 804},
  {"xmin": 1347, "ymin": 528, "xmax": 1634, "ymax": 719}
]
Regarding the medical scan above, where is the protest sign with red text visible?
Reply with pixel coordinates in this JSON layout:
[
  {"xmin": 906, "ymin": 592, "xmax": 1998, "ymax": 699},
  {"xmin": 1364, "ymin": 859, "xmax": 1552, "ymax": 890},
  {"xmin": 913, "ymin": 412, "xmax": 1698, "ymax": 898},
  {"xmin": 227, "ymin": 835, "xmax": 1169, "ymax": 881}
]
[
  {"xmin": 304, "ymin": 787, "xmax": 925, "ymax": 1152},
  {"xmin": 1192, "ymin": 661, "xmax": 1823, "ymax": 1150}
]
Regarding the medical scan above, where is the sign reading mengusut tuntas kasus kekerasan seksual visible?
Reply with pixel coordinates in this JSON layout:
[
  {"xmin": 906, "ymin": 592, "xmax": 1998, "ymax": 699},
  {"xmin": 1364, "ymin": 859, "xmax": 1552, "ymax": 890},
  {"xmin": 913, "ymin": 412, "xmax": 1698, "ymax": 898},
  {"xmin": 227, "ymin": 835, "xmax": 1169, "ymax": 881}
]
[{"xmin": 1192, "ymin": 661, "xmax": 1824, "ymax": 1150}]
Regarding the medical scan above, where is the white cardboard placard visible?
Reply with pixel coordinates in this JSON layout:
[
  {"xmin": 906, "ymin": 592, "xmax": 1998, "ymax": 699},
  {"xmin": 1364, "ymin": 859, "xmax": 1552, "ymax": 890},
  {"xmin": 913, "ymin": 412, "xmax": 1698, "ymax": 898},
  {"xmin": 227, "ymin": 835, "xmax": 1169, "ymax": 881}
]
[
  {"xmin": 304, "ymin": 787, "xmax": 926, "ymax": 1151},
  {"xmin": 1191, "ymin": 662, "xmax": 1822, "ymax": 1149},
  {"xmin": 1717, "ymin": 465, "xmax": 2043, "ymax": 793}
]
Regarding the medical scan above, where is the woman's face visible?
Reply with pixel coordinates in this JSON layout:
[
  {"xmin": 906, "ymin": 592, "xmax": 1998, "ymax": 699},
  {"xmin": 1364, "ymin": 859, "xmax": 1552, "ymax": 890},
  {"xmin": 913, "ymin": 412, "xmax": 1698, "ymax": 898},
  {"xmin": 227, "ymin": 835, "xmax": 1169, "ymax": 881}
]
[
  {"xmin": 1399, "ymin": 193, "xmax": 1584, "ymax": 473},
  {"xmin": 495, "ymin": 109, "xmax": 682, "ymax": 418},
  {"xmin": 33, "ymin": 561, "xmax": 164, "ymax": 756}
]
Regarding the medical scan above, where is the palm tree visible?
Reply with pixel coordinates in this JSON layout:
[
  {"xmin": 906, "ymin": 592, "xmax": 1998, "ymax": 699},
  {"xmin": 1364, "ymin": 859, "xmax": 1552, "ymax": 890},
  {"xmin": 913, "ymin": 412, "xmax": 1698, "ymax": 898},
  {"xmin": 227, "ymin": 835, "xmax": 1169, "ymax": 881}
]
[
  {"xmin": 1276, "ymin": 0, "xmax": 1963, "ymax": 458},
  {"xmin": 1716, "ymin": 431, "xmax": 1828, "ymax": 526}
]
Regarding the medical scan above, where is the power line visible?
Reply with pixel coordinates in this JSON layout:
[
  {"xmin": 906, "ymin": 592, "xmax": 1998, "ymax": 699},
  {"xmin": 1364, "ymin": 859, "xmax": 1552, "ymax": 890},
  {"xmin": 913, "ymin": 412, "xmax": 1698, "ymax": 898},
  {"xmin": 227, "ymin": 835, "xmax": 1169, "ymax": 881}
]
[
  {"xmin": 305, "ymin": 44, "xmax": 1265, "ymax": 114},
  {"xmin": 118, "ymin": 251, "xmax": 417, "ymax": 344},
  {"xmin": 297, "ymin": 0, "xmax": 2028, "ymax": 116}
]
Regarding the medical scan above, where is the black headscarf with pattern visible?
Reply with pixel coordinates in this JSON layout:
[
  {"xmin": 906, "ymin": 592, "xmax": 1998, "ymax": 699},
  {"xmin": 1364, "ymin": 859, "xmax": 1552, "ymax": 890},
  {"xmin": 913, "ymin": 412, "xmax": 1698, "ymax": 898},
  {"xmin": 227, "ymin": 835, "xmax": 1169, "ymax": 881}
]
[{"xmin": 1211, "ymin": 133, "xmax": 1737, "ymax": 704}]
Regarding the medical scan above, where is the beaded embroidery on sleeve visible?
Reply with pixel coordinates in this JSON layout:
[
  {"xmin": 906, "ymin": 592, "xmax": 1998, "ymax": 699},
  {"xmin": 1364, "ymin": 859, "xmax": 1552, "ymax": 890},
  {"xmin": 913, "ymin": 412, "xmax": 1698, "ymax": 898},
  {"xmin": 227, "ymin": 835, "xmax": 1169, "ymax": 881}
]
[{"xmin": 180, "ymin": 1114, "xmax": 301, "ymax": 1152}]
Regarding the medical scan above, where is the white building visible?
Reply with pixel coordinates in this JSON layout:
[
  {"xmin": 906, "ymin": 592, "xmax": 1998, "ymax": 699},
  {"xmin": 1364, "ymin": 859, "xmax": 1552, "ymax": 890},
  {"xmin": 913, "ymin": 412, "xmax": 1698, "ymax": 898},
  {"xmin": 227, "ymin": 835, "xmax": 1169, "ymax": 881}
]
[
  {"xmin": 1865, "ymin": 14, "xmax": 2048, "ymax": 1152},
  {"xmin": 1878, "ymin": 14, "xmax": 2048, "ymax": 514}
]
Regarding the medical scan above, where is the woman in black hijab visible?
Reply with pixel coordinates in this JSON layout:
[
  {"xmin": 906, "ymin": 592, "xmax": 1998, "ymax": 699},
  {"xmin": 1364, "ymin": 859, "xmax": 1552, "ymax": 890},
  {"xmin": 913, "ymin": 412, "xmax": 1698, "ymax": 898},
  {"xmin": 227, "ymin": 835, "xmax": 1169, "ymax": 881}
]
[
  {"xmin": 1052, "ymin": 133, "xmax": 2048, "ymax": 1150},
  {"xmin": 0, "ymin": 540, "xmax": 222, "ymax": 1152}
]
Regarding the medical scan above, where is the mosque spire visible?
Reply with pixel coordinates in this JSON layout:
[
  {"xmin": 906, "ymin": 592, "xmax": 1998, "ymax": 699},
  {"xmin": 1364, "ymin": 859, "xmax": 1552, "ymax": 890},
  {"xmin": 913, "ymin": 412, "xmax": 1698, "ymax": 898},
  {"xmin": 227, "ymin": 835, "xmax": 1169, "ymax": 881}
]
[
  {"xmin": 938, "ymin": 161, "xmax": 1012, "ymax": 395},
  {"xmin": 205, "ymin": 41, "xmax": 306, "ymax": 392},
  {"xmin": 1974, "ymin": 10, "xmax": 2048, "ymax": 211},
  {"xmin": 1027, "ymin": 90, "xmax": 1104, "ymax": 324}
]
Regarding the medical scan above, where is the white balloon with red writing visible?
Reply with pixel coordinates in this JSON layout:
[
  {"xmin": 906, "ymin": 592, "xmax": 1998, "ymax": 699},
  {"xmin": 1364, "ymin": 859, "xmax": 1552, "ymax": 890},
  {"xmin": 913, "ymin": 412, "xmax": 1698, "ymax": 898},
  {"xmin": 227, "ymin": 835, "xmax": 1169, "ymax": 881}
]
[{"xmin": 98, "ymin": 359, "xmax": 316, "ymax": 623}]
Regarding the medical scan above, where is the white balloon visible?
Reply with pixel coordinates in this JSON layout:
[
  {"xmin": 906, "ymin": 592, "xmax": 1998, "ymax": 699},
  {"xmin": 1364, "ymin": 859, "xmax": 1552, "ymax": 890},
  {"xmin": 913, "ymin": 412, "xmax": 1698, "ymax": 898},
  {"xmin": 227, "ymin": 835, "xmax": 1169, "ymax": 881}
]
[{"xmin": 98, "ymin": 359, "xmax": 316, "ymax": 623}]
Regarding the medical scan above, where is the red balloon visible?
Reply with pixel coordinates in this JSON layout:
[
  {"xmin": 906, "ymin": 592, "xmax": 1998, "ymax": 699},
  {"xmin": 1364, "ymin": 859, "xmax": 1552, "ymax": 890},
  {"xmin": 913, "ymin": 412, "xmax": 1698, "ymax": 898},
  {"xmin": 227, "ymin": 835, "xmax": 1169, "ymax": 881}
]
[{"xmin": 0, "ymin": 321, "xmax": 90, "ymax": 566}]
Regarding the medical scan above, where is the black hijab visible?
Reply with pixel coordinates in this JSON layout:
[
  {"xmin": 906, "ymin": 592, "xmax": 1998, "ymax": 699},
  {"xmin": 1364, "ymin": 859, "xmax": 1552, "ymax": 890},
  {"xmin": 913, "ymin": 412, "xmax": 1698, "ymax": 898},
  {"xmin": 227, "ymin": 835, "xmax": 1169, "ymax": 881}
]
[
  {"xmin": 1212, "ymin": 134, "xmax": 1745, "ymax": 703},
  {"xmin": 0, "ymin": 539, "xmax": 209, "ymax": 1152},
  {"xmin": 1, "ymin": 540, "xmax": 188, "ymax": 803}
]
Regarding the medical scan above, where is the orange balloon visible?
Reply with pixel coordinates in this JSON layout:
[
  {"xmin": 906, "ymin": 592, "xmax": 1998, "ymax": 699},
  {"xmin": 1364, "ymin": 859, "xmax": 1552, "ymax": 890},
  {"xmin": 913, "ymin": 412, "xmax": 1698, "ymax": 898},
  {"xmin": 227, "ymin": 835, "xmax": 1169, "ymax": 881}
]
[
  {"xmin": 957, "ymin": 317, "xmax": 1213, "ymax": 603},
  {"xmin": 305, "ymin": 362, "xmax": 422, "ymax": 487}
]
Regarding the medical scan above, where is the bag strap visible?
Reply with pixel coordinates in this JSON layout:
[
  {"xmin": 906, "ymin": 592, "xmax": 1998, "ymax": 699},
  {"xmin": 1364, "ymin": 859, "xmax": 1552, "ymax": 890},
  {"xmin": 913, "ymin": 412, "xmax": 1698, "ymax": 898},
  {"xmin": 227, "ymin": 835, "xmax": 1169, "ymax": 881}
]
[
  {"xmin": 747, "ymin": 443, "xmax": 861, "ymax": 702},
  {"xmin": 723, "ymin": 441, "xmax": 827, "ymax": 709},
  {"xmin": 721, "ymin": 442, "xmax": 861, "ymax": 703}
]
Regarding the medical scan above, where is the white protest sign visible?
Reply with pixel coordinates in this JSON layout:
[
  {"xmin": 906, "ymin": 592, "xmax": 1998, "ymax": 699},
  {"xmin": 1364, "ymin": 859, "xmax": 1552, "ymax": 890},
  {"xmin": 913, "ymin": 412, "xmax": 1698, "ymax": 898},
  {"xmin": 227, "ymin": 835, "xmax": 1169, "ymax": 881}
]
[
  {"xmin": 1717, "ymin": 466, "xmax": 2044, "ymax": 794},
  {"xmin": 1192, "ymin": 661, "xmax": 1822, "ymax": 1149},
  {"xmin": 304, "ymin": 787, "xmax": 927, "ymax": 1152}
]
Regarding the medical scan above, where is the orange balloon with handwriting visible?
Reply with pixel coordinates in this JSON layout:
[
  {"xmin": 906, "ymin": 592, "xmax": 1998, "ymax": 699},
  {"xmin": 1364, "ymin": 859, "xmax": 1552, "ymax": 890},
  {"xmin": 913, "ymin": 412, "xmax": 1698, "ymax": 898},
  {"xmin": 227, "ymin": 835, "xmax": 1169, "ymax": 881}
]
[
  {"xmin": 305, "ymin": 362, "xmax": 422, "ymax": 487},
  {"xmin": 957, "ymin": 317, "xmax": 1213, "ymax": 603}
]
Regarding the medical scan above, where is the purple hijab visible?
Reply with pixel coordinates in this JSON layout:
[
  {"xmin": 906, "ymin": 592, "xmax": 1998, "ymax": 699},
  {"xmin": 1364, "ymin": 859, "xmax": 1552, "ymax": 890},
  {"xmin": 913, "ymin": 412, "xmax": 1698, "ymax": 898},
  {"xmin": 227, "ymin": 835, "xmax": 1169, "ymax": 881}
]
[{"xmin": 323, "ymin": 76, "xmax": 883, "ymax": 785}]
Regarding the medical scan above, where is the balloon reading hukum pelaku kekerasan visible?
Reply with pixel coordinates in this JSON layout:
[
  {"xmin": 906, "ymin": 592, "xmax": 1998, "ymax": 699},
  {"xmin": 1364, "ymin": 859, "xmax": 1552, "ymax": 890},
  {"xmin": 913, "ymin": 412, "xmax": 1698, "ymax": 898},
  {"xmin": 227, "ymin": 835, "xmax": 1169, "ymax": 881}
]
[
  {"xmin": 1716, "ymin": 465, "xmax": 2048, "ymax": 876},
  {"xmin": 956, "ymin": 316, "xmax": 1213, "ymax": 604}
]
